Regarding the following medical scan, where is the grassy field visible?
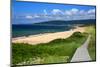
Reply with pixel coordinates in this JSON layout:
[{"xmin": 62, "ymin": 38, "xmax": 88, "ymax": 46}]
[
  {"xmin": 12, "ymin": 32, "xmax": 88, "ymax": 65},
  {"xmin": 86, "ymin": 25, "xmax": 96, "ymax": 61}
]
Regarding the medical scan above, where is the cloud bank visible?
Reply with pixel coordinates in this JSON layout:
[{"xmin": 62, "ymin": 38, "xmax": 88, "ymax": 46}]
[
  {"xmin": 13, "ymin": 8, "xmax": 96, "ymax": 24},
  {"xmin": 27, "ymin": 8, "xmax": 95, "ymax": 19}
]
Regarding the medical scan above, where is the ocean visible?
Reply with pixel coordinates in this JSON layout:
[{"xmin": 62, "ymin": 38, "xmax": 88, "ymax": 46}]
[
  {"xmin": 12, "ymin": 24, "xmax": 73, "ymax": 38},
  {"xmin": 12, "ymin": 19, "xmax": 96, "ymax": 38}
]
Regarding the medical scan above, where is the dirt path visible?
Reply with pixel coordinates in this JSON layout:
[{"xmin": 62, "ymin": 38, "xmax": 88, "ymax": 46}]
[{"xmin": 71, "ymin": 35, "xmax": 91, "ymax": 62}]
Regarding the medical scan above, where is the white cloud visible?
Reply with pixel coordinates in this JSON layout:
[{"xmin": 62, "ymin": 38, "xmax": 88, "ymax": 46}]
[
  {"xmin": 70, "ymin": 8, "xmax": 79, "ymax": 15},
  {"xmin": 71, "ymin": 8, "xmax": 79, "ymax": 13},
  {"xmin": 25, "ymin": 14, "xmax": 41, "ymax": 19},
  {"xmin": 65, "ymin": 10, "xmax": 72, "ymax": 15},
  {"xmin": 33, "ymin": 14, "xmax": 40, "ymax": 18},
  {"xmin": 51, "ymin": 9, "xmax": 64, "ymax": 15},
  {"xmin": 88, "ymin": 9, "xmax": 95, "ymax": 14},
  {"xmin": 43, "ymin": 9, "xmax": 47, "ymax": 15},
  {"xmin": 25, "ymin": 15, "xmax": 33, "ymax": 19},
  {"xmin": 65, "ymin": 8, "xmax": 79, "ymax": 16},
  {"xmin": 79, "ymin": 10, "xmax": 86, "ymax": 15}
]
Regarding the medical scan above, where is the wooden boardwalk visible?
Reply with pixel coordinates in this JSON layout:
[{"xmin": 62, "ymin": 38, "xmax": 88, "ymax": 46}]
[{"xmin": 71, "ymin": 35, "xmax": 91, "ymax": 62}]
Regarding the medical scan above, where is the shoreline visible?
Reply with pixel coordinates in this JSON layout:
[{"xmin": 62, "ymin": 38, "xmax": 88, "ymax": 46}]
[{"xmin": 12, "ymin": 27, "xmax": 86, "ymax": 45}]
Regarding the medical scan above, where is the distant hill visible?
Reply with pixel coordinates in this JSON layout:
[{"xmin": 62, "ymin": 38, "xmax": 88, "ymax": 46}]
[{"xmin": 34, "ymin": 19, "xmax": 96, "ymax": 26}]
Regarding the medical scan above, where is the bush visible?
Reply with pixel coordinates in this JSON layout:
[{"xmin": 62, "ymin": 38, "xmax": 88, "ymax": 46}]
[{"xmin": 71, "ymin": 32, "xmax": 83, "ymax": 37}]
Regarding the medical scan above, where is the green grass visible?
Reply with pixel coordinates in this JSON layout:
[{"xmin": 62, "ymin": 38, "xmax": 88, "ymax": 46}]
[
  {"xmin": 86, "ymin": 25, "xmax": 96, "ymax": 61},
  {"xmin": 12, "ymin": 32, "xmax": 87, "ymax": 65}
]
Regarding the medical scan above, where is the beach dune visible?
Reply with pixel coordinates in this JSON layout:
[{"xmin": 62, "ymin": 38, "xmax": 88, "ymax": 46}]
[{"xmin": 12, "ymin": 27, "xmax": 86, "ymax": 45}]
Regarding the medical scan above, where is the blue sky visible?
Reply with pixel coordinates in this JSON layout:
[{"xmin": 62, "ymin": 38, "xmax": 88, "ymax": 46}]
[{"xmin": 12, "ymin": 0, "xmax": 96, "ymax": 24}]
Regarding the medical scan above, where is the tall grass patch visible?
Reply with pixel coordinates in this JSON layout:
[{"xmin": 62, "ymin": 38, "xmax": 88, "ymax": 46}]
[
  {"xmin": 12, "ymin": 32, "xmax": 87, "ymax": 65},
  {"xmin": 86, "ymin": 25, "xmax": 96, "ymax": 60}
]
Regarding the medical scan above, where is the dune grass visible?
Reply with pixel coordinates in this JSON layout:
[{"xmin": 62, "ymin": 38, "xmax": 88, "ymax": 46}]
[
  {"xmin": 12, "ymin": 32, "xmax": 87, "ymax": 65},
  {"xmin": 86, "ymin": 25, "xmax": 96, "ymax": 61}
]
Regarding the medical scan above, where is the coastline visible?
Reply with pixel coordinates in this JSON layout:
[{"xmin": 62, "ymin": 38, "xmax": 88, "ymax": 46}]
[{"xmin": 12, "ymin": 27, "xmax": 86, "ymax": 45}]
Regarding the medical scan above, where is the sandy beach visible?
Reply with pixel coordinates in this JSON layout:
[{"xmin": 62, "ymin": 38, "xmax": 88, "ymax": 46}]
[{"xmin": 12, "ymin": 27, "xmax": 86, "ymax": 45}]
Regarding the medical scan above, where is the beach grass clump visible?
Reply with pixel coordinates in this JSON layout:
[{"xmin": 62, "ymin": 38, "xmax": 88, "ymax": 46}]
[{"xmin": 12, "ymin": 32, "xmax": 87, "ymax": 65}]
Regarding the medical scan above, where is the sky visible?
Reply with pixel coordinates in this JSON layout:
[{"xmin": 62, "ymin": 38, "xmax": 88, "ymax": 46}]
[{"xmin": 12, "ymin": 0, "xmax": 96, "ymax": 24}]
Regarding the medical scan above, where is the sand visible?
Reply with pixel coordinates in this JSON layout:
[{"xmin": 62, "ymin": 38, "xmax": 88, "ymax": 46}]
[{"xmin": 12, "ymin": 27, "xmax": 86, "ymax": 45}]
